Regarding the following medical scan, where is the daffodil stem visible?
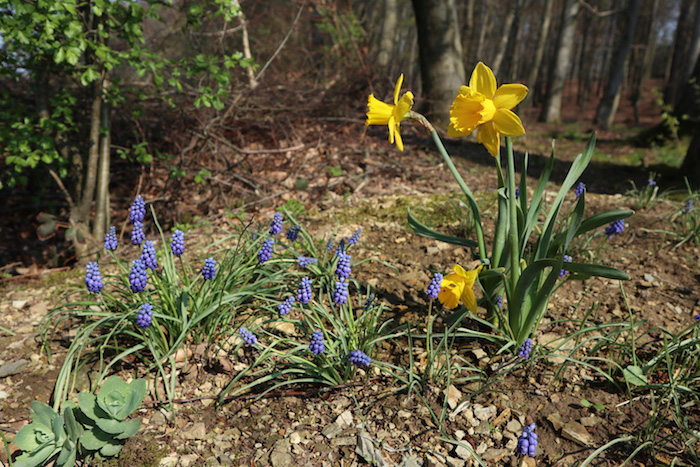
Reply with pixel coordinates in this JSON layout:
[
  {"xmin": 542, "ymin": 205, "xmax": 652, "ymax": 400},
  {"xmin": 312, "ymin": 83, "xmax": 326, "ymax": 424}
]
[
  {"xmin": 429, "ymin": 130, "xmax": 487, "ymax": 260},
  {"xmin": 505, "ymin": 138, "xmax": 520, "ymax": 297}
]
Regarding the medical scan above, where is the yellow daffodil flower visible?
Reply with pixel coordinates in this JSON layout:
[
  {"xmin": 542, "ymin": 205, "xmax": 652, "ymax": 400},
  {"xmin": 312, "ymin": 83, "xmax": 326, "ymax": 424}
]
[
  {"xmin": 448, "ymin": 62, "xmax": 528, "ymax": 157},
  {"xmin": 438, "ymin": 263, "xmax": 483, "ymax": 311},
  {"xmin": 366, "ymin": 74, "xmax": 414, "ymax": 151}
]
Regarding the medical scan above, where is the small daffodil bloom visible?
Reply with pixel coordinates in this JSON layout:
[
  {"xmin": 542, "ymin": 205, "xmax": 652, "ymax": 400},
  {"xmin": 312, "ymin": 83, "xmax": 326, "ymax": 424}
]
[
  {"xmin": 448, "ymin": 62, "xmax": 528, "ymax": 157},
  {"xmin": 366, "ymin": 74, "xmax": 414, "ymax": 151},
  {"xmin": 438, "ymin": 263, "xmax": 483, "ymax": 311}
]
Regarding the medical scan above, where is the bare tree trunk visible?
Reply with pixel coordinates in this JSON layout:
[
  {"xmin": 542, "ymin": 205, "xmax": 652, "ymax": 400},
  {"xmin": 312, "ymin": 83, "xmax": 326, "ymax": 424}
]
[
  {"xmin": 664, "ymin": 0, "xmax": 694, "ymax": 106},
  {"xmin": 231, "ymin": 0, "xmax": 257, "ymax": 89},
  {"xmin": 681, "ymin": 0, "xmax": 700, "ymax": 90},
  {"xmin": 631, "ymin": 0, "xmax": 659, "ymax": 126},
  {"xmin": 539, "ymin": 0, "xmax": 580, "ymax": 123},
  {"xmin": 93, "ymin": 80, "xmax": 111, "ymax": 243},
  {"xmin": 411, "ymin": 0, "xmax": 466, "ymax": 125},
  {"xmin": 475, "ymin": 2, "xmax": 491, "ymax": 63},
  {"xmin": 491, "ymin": 4, "xmax": 517, "ymax": 77},
  {"xmin": 377, "ymin": 0, "xmax": 398, "ymax": 69},
  {"xmin": 524, "ymin": 0, "xmax": 554, "ymax": 107},
  {"xmin": 595, "ymin": 0, "xmax": 641, "ymax": 130}
]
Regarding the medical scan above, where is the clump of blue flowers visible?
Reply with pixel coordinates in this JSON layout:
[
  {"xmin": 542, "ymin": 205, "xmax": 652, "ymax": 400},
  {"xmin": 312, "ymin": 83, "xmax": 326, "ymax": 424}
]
[
  {"xmin": 518, "ymin": 338, "xmax": 533, "ymax": 359},
  {"xmin": 269, "ymin": 212, "xmax": 283, "ymax": 235},
  {"xmin": 128, "ymin": 260, "xmax": 148, "ymax": 293},
  {"xmin": 349, "ymin": 349, "xmax": 371, "ymax": 367},
  {"xmin": 136, "ymin": 303, "xmax": 153, "ymax": 329},
  {"xmin": 575, "ymin": 182, "xmax": 586, "ymax": 198},
  {"xmin": 239, "ymin": 327, "xmax": 257, "ymax": 346},
  {"xmin": 104, "ymin": 227, "xmax": 118, "ymax": 251},
  {"xmin": 605, "ymin": 219, "xmax": 625, "ymax": 238},
  {"xmin": 309, "ymin": 330, "xmax": 325, "ymax": 355},
  {"xmin": 85, "ymin": 262, "xmax": 104, "ymax": 294},
  {"xmin": 201, "ymin": 257, "xmax": 217, "ymax": 280},
  {"xmin": 297, "ymin": 277, "xmax": 313, "ymax": 304},
  {"xmin": 333, "ymin": 280, "xmax": 348, "ymax": 305},
  {"xmin": 286, "ymin": 225, "xmax": 301, "ymax": 242},
  {"xmin": 257, "ymin": 238, "xmax": 274, "ymax": 264},
  {"xmin": 129, "ymin": 195, "xmax": 146, "ymax": 224},
  {"xmin": 298, "ymin": 256, "xmax": 317, "ymax": 267},
  {"xmin": 517, "ymin": 424, "xmax": 538, "ymax": 457},
  {"xmin": 335, "ymin": 252, "xmax": 352, "ymax": 281},
  {"xmin": 141, "ymin": 241, "xmax": 158, "ymax": 270},
  {"xmin": 425, "ymin": 272, "xmax": 443, "ymax": 299},
  {"xmin": 278, "ymin": 296, "xmax": 295, "ymax": 316},
  {"xmin": 170, "ymin": 230, "xmax": 185, "ymax": 257},
  {"xmin": 131, "ymin": 221, "xmax": 145, "ymax": 245}
]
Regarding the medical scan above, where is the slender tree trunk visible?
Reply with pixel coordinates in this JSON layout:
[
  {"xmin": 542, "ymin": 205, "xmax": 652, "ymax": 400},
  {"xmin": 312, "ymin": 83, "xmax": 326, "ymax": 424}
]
[
  {"xmin": 595, "ymin": 0, "xmax": 641, "ymax": 130},
  {"xmin": 664, "ymin": 0, "xmax": 694, "ymax": 106},
  {"xmin": 377, "ymin": 0, "xmax": 398, "ymax": 69},
  {"xmin": 491, "ymin": 3, "xmax": 517, "ymax": 77},
  {"xmin": 411, "ymin": 0, "xmax": 466, "ymax": 125},
  {"xmin": 524, "ymin": 0, "xmax": 554, "ymax": 107},
  {"xmin": 93, "ymin": 79, "xmax": 111, "ymax": 243},
  {"xmin": 681, "ymin": 0, "xmax": 700, "ymax": 91},
  {"xmin": 539, "ymin": 0, "xmax": 580, "ymax": 123},
  {"xmin": 78, "ymin": 81, "xmax": 102, "ymax": 223},
  {"xmin": 631, "ymin": 0, "xmax": 659, "ymax": 126},
  {"xmin": 475, "ymin": 2, "xmax": 491, "ymax": 63},
  {"xmin": 576, "ymin": 16, "xmax": 591, "ymax": 107}
]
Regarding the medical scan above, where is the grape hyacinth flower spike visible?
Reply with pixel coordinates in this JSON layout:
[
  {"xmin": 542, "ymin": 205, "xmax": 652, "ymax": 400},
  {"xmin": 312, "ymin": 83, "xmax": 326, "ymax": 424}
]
[
  {"xmin": 517, "ymin": 338, "xmax": 533, "ymax": 359},
  {"xmin": 559, "ymin": 255, "xmax": 572, "ymax": 277},
  {"xmin": 298, "ymin": 256, "xmax": 318, "ymax": 267},
  {"xmin": 333, "ymin": 280, "xmax": 349, "ymax": 305},
  {"xmin": 85, "ymin": 262, "xmax": 104, "ymax": 294},
  {"xmin": 269, "ymin": 212, "xmax": 283, "ymax": 235},
  {"xmin": 326, "ymin": 236, "xmax": 334, "ymax": 251},
  {"xmin": 335, "ymin": 251, "xmax": 352, "ymax": 281},
  {"xmin": 278, "ymin": 296, "xmax": 295, "ymax": 316},
  {"xmin": 131, "ymin": 221, "xmax": 145, "ymax": 245},
  {"xmin": 129, "ymin": 260, "xmax": 148, "ymax": 293},
  {"xmin": 136, "ymin": 303, "xmax": 153, "ymax": 329},
  {"xmin": 426, "ymin": 272, "xmax": 443, "ymax": 299},
  {"xmin": 605, "ymin": 219, "xmax": 625, "ymax": 238},
  {"xmin": 575, "ymin": 182, "xmax": 586, "ymax": 198},
  {"xmin": 104, "ymin": 226, "xmax": 118, "ymax": 251},
  {"xmin": 349, "ymin": 349, "xmax": 371, "ymax": 367},
  {"xmin": 239, "ymin": 327, "xmax": 257, "ymax": 346},
  {"xmin": 309, "ymin": 330, "xmax": 325, "ymax": 355},
  {"xmin": 684, "ymin": 200, "xmax": 693, "ymax": 214},
  {"xmin": 257, "ymin": 238, "xmax": 274, "ymax": 264},
  {"xmin": 297, "ymin": 277, "xmax": 313, "ymax": 304},
  {"xmin": 141, "ymin": 240, "xmax": 158, "ymax": 270},
  {"xmin": 517, "ymin": 424, "xmax": 538, "ymax": 457},
  {"xmin": 170, "ymin": 229, "xmax": 185, "ymax": 257},
  {"xmin": 286, "ymin": 225, "xmax": 301, "ymax": 242},
  {"xmin": 129, "ymin": 195, "xmax": 146, "ymax": 224},
  {"xmin": 347, "ymin": 227, "xmax": 362, "ymax": 246},
  {"xmin": 201, "ymin": 257, "xmax": 217, "ymax": 280},
  {"xmin": 647, "ymin": 179, "xmax": 657, "ymax": 186},
  {"xmin": 494, "ymin": 295, "xmax": 503, "ymax": 309}
]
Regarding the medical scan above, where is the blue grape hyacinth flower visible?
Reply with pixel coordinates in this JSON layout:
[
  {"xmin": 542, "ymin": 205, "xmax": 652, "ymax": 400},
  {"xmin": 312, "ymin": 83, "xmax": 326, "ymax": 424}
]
[
  {"xmin": 298, "ymin": 256, "xmax": 317, "ymax": 267},
  {"xmin": 141, "ymin": 240, "xmax": 158, "ymax": 270},
  {"xmin": 494, "ymin": 295, "xmax": 503, "ymax": 309},
  {"xmin": 85, "ymin": 262, "xmax": 104, "ymax": 294},
  {"xmin": 104, "ymin": 226, "xmax": 118, "ymax": 251},
  {"xmin": 575, "ymin": 182, "xmax": 586, "ymax": 198},
  {"xmin": 518, "ymin": 338, "xmax": 533, "ymax": 359},
  {"xmin": 517, "ymin": 424, "xmax": 538, "ymax": 457},
  {"xmin": 131, "ymin": 221, "xmax": 145, "ymax": 245},
  {"xmin": 257, "ymin": 238, "xmax": 274, "ymax": 264},
  {"xmin": 684, "ymin": 200, "xmax": 693, "ymax": 214},
  {"xmin": 326, "ymin": 236, "xmax": 334, "ymax": 251},
  {"xmin": 136, "ymin": 303, "xmax": 153, "ymax": 329},
  {"xmin": 309, "ymin": 330, "xmax": 325, "ymax": 355},
  {"xmin": 129, "ymin": 195, "xmax": 146, "ymax": 224},
  {"xmin": 333, "ymin": 280, "xmax": 349, "ymax": 305},
  {"xmin": 335, "ymin": 251, "xmax": 352, "ymax": 281},
  {"xmin": 278, "ymin": 296, "xmax": 295, "ymax": 316},
  {"xmin": 297, "ymin": 277, "xmax": 313, "ymax": 304},
  {"xmin": 559, "ymin": 255, "xmax": 572, "ymax": 277},
  {"xmin": 201, "ymin": 257, "xmax": 217, "ymax": 280},
  {"xmin": 426, "ymin": 272, "xmax": 443, "ymax": 299},
  {"xmin": 286, "ymin": 225, "xmax": 301, "ymax": 242},
  {"xmin": 170, "ymin": 229, "xmax": 185, "ymax": 257},
  {"xmin": 347, "ymin": 227, "xmax": 362, "ymax": 246},
  {"xmin": 239, "ymin": 327, "xmax": 257, "ymax": 346},
  {"xmin": 349, "ymin": 349, "xmax": 371, "ymax": 367},
  {"xmin": 605, "ymin": 219, "xmax": 625, "ymax": 238},
  {"xmin": 269, "ymin": 212, "xmax": 283, "ymax": 235},
  {"xmin": 129, "ymin": 260, "xmax": 148, "ymax": 293}
]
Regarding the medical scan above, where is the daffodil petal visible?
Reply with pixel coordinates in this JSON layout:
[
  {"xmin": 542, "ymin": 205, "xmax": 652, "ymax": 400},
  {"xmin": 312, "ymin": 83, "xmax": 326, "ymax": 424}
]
[
  {"xmin": 493, "ymin": 108, "xmax": 525, "ymax": 137},
  {"xmin": 388, "ymin": 116, "xmax": 396, "ymax": 144},
  {"xmin": 395, "ymin": 91, "xmax": 414, "ymax": 121},
  {"xmin": 438, "ymin": 280, "xmax": 463, "ymax": 309},
  {"xmin": 477, "ymin": 122, "xmax": 500, "ymax": 157},
  {"xmin": 394, "ymin": 74, "xmax": 404, "ymax": 105},
  {"xmin": 447, "ymin": 123, "xmax": 468, "ymax": 137},
  {"xmin": 461, "ymin": 287, "xmax": 477, "ymax": 313},
  {"xmin": 493, "ymin": 84, "xmax": 528, "ymax": 110},
  {"xmin": 366, "ymin": 95, "xmax": 394, "ymax": 126},
  {"xmin": 449, "ymin": 87, "xmax": 484, "ymax": 135},
  {"xmin": 469, "ymin": 62, "xmax": 497, "ymax": 98},
  {"xmin": 452, "ymin": 264, "xmax": 468, "ymax": 277},
  {"xmin": 394, "ymin": 122, "xmax": 404, "ymax": 151}
]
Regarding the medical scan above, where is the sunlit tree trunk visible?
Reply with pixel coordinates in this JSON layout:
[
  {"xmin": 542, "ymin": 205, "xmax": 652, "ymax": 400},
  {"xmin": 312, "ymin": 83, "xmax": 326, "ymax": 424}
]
[
  {"xmin": 377, "ymin": 0, "xmax": 398, "ymax": 69},
  {"xmin": 93, "ymin": 79, "xmax": 111, "ymax": 244},
  {"xmin": 539, "ymin": 0, "xmax": 580, "ymax": 123},
  {"xmin": 411, "ymin": 0, "xmax": 466, "ymax": 125},
  {"xmin": 524, "ymin": 0, "xmax": 554, "ymax": 107},
  {"xmin": 595, "ymin": 0, "xmax": 641, "ymax": 130}
]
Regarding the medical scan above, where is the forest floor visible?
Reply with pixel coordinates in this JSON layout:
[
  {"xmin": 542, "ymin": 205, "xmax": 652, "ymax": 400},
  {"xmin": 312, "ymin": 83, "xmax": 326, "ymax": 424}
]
[{"xmin": 1, "ymin": 80, "xmax": 699, "ymax": 466}]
